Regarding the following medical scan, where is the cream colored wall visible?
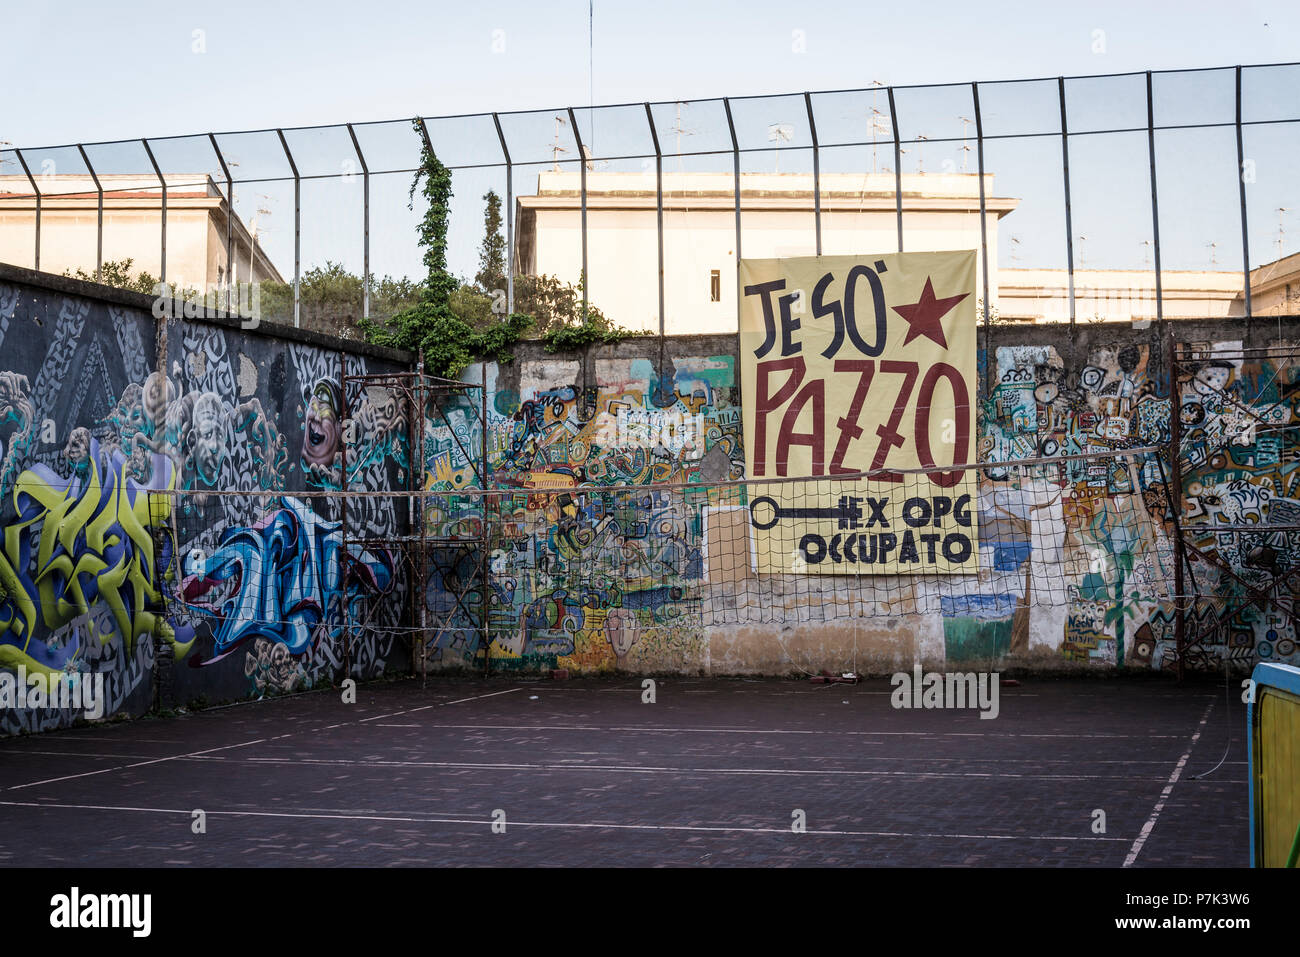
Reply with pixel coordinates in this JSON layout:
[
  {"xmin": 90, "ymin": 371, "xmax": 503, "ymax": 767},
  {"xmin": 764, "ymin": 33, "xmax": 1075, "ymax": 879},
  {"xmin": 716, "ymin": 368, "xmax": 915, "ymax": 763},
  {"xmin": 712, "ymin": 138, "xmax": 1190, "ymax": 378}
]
[
  {"xmin": 0, "ymin": 174, "xmax": 282, "ymax": 290},
  {"xmin": 532, "ymin": 205, "xmax": 999, "ymax": 335},
  {"xmin": 998, "ymin": 268, "xmax": 1246, "ymax": 322}
]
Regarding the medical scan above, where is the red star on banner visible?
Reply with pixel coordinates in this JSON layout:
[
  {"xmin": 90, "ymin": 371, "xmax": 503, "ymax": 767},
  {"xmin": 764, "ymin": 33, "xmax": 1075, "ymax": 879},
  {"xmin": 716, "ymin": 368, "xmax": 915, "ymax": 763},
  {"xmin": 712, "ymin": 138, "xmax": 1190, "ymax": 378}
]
[{"xmin": 891, "ymin": 277, "xmax": 969, "ymax": 349}]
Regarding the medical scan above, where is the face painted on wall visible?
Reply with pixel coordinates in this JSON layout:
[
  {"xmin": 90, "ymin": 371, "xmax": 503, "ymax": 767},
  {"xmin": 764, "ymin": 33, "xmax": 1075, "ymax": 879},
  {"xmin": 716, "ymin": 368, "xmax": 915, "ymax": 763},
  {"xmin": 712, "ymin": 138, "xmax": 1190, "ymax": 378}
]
[
  {"xmin": 63, "ymin": 427, "xmax": 90, "ymax": 469},
  {"xmin": 192, "ymin": 392, "xmax": 227, "ymax": 484},
  {"xmin": 302, "ymin": 379, "xmax": 341, "ymax": 467},
  {"xmin": 142, "ymin": 372, "xmax": 173, "ymax": 433}
]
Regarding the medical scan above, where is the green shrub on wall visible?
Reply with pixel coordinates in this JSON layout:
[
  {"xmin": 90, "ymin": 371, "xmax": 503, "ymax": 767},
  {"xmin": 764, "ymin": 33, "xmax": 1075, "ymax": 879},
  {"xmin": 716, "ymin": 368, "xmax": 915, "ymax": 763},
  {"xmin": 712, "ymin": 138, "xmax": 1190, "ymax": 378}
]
[{"xmin": 358, "ymin": 123, "xmax": 639, "ymax": 378}]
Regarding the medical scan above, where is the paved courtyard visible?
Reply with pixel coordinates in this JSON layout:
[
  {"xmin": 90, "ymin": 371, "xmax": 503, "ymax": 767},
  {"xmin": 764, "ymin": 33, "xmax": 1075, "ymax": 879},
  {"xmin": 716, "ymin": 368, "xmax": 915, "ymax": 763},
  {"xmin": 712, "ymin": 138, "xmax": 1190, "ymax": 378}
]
[{"xmin": 0, "ymin": 675, "xmax": 1246, "ymax": 866}]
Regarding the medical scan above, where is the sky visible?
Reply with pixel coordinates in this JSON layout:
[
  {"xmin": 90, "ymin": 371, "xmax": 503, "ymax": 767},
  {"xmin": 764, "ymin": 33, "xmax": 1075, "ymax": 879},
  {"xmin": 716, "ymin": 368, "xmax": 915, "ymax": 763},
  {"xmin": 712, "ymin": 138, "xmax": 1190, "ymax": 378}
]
[
  {"xmin": 5, "ymin": 1, "xmax": 1297, "ymax": 145},
  {"xmin": 3, "ymin": 0, "xmax": 1299, "ymax": 286}
]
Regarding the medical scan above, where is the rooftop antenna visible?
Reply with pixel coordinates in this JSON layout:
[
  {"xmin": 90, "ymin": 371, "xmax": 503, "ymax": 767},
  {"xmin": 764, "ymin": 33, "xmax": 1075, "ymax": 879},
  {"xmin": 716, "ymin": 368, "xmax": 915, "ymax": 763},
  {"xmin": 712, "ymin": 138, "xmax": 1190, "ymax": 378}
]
[
  {"xmin": 869, "ymin": 108, "xmax": 890, "ymax": 175},
  {"xmin": 1010, "ymin": 235, "xmax": 1021, "ymax": 265},
  {"xmin": 767, "ymin": 123, "xmax": 793, "ymax": 172},
  {"xmin": 551, "ymin": 114, "xmax": 569, "ymax": 172},
  {"xmin": 1140, "ymin": 239, "xmax": 1153, "ymax": 267},
  {"xmin": 1206, "ymin": 241, "xmax": 1219, "ymax": 266},
  {"xmin": 670, "ymin": 101, "xmax": 696, "ymax": 172},
  {"xmin": 915, "ymin": 134, "xmax": 929, "ymax": 173},
  {"xmin": 868, "ymin": 79, "xmax": 887, "ymax": 175},
  {"xmin": 1278, "ymin": 207, "xmax": 1290, "ymax": 259},
  {"xmin": 957, "ymin": 116, "xmax": 973, "ymax": 171},
  {"xmin": 248, "ymin": 194, "xmax": 272, "ymax": 282},
  {"xmin": 1078, "ymin": 234, "xmax": 1087, "ymax": 268}
]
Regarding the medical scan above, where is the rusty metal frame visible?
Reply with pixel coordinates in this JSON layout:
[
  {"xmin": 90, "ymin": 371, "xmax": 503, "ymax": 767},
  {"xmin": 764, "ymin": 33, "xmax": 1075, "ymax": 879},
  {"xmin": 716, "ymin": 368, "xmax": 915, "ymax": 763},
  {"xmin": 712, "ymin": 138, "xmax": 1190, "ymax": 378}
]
[
  {"xmin": 338, "ymin": 366, "xmax": 489, "ymax": 686},
  {"xmin": 1166, "ymin": 337, "xmax": 1300, "ymax": 676}
]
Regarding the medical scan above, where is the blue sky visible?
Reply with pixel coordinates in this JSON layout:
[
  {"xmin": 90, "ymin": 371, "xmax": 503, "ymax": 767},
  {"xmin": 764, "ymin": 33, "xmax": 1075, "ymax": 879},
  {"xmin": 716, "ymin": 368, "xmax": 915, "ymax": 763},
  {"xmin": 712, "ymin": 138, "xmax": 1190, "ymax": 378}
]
[
  {"xmin": 5, "ymin": 1, "xmax": 1297, "ymax": 144},
  {"xmin": 4, "ymin": 1, "xmax": 1299, "ymax": 288}
]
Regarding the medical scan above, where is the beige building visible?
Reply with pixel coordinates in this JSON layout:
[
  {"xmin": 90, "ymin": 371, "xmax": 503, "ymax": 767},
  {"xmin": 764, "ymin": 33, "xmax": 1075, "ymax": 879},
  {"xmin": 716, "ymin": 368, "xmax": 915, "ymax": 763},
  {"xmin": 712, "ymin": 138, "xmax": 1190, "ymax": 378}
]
[
  {"xmin": 517, "ymin": 170, "xmax": 1296, "ymax": 331},
  {"xmin": 0, "ymin": 173, "xmax": 282, "ymax": 292},
  {"xmin": 1249, "ymin": 250, "xmax": 1300, "ymax": 317},
  {"xmin": 516, "ymin": 171, "xmax": 1015, "ymax": 335}
]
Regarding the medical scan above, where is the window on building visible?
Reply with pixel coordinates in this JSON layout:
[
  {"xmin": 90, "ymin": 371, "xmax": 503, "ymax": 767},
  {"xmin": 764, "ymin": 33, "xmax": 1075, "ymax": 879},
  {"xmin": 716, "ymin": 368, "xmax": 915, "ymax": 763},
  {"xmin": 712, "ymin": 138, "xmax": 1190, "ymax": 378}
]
[{"xmin": 710, "ymin": 269, "xmax": 721, "ymax": 302}]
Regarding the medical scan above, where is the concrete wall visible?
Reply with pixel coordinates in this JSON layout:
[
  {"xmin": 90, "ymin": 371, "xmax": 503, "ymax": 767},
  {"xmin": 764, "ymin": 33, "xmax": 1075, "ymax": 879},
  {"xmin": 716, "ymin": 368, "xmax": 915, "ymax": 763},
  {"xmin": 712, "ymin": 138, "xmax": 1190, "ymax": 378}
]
[
  {"xmin": 4, "ymin": 262, "xmax": 1298, "ymax": 737},
  {"xmin": 423, "ymin": 318, "xmax": 1300, "ymax": 677},
  {"xmin": 0, "ymin": 264, "xmax": 410, "ymax": 734}
]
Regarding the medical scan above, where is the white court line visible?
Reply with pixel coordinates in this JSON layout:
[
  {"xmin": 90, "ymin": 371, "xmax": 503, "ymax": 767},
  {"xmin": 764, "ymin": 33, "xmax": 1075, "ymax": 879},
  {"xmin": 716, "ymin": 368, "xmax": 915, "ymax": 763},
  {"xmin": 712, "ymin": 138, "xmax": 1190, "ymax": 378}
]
[
  {"xmin": 4, "ymin": 689, "xmax": 523, "ymax": 791},
  {"xmin": 183, "ymin": 752, "xmax": 1245, "ymax": 771},
  {"xmin": 225, "ymin": 754, "xmax": 1178, "ymax": 782},
  {"xmin": 0, "ymin": 748, "xmax": 1246, "ymax": 769},
  {"xmin": 1123, "ymin": 697, "xmax": 1217, "ymax": 868},
  {"xmin": 355, "ymin": 686, "xmax": 523, "ymax": 724},
  {"xmin": 5, "ymin": 737, "xmax": 269, "ymax": 791},
  {"xmin": 401, "ymin": 722, "xmax": 1193, "ymax": 740},
  {"xmin": 0, "ymin": 800, "xmax": 1128, "ymax": 842}
]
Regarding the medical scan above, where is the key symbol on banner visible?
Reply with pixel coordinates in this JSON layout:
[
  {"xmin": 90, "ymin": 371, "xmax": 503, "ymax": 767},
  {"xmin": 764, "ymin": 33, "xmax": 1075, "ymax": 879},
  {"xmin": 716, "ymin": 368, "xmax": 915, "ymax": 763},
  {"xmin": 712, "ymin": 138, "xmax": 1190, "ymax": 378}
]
[{"xmin": 749, "ymin": 494, "xmax": 872, "ymax": 530}]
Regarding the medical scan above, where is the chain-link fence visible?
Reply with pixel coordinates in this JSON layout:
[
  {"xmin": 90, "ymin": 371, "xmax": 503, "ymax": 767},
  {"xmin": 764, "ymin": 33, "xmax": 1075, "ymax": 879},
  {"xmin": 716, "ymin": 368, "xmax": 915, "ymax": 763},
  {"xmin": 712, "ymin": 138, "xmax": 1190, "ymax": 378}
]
[{"xmin": 4, "ymin": 63, "xmax": 1300, "ymax": 336}]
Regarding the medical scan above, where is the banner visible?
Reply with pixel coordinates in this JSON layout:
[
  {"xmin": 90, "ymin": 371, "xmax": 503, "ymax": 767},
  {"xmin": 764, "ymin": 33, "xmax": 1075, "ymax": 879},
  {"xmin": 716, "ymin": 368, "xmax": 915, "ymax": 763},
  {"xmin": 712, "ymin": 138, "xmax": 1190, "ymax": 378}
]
[{"xmin": 740, "ymin": 250, "xmax": 980, "ymax": 575}]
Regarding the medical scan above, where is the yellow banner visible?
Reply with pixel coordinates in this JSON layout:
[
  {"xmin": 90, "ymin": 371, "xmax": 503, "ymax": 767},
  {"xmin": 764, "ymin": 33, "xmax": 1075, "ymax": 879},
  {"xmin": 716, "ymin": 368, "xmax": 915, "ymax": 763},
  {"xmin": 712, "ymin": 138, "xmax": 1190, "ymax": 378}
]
[{"xmin": 740, "ymin": 251, "xmax": 980, "ymax": 575}]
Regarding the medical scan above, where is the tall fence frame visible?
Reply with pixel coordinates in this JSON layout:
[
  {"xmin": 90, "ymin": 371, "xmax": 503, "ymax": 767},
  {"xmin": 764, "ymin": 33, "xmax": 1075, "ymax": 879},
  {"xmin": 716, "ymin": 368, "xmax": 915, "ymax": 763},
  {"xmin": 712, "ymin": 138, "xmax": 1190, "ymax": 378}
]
[{"xmin": 3, "ymin": 62, "xmax": 1298, "ymax": 336}]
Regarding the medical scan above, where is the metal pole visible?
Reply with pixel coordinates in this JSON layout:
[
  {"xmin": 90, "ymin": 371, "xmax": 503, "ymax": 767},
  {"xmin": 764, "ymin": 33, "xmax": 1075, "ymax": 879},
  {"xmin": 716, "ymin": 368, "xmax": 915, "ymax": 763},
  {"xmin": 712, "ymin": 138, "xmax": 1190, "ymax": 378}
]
[
  {"xmin": 492, "ymin": 112, "xmax": 514, "ymax": 313},
  {"xmin": 724, "ymin": 97, "xmax": 743, "ymax": 408},
  {"xmin": 347, "ymin": 123, "xmax": 370, "ymax": 322},
  {"xmin": 480, "ymin": 362, "xmax": 490, "ymax": 677},
  {"xmin": 76, "ymin": 144, "xmax": 103, "ymax": 282},
  {"xmin": 1167, "ymin": 330, "xmax": 1186, "ymax": 683},
  {"xmin": 1146, "ymin": 72, "xmax": 1165, "ymax": 325},
  {"xmin": 645, "ymin": 104, "xmax": 665, "ymax": 343},
  {"xmin": 1058, "ymin": 77, "xmax": 1076, "ymax": 330},
  {"xmin": 886, "ymin": 87, "xmax": 903, "ymax": 252},
  {"xmin": 14, "ymin": 149, "xmax": 40, "ymax": 271},
  {"xmin": 208, "ymin": 134, "xmax": 234, "ymax": 313},
  {"xmin": 338, "ymin": 355, "xmax": 351, "ymax": 681},
  {"xmin": 805, "ymin": 91, "xmax": 821, "ymax": 256},
  {"xmin": 1236, "ymin": 65, "xmax": 1253, "ymax": 319},
  {"xmin": 416, "ymin": 356, "xmax": 427, "ymax": 686},
  {"xmin": 276, "ymin": 129, "xmax": 301, "ymax": 328},
  {"xmin": 141, "ymin": 139, "xmax": 166, "ymax": 284},
  {"xmin": 568, "ymin": 107, "xmax": 588, "ymax": 321},
  {"xmin": 972, "ymin": 83, "xmax": 992, "ymax": 392}
]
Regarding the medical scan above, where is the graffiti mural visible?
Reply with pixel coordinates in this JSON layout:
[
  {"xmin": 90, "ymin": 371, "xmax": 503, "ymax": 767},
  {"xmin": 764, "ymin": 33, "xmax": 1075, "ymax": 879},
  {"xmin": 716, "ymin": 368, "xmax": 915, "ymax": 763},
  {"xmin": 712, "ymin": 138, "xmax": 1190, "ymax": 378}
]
[
  {"xmin": 979, "ymin": 338, "xmax": 1300, "ymax": 672},
  {"xmin": 423, "ymin": 356, "xmax": 740, "ymax": 671},
  {"xmin": 0, "ymin": 274, "xmax": 410, "ymax": 733},
  {"xmin": 179, "ymin": 497, "xmax": 395, "ymax": 685}
]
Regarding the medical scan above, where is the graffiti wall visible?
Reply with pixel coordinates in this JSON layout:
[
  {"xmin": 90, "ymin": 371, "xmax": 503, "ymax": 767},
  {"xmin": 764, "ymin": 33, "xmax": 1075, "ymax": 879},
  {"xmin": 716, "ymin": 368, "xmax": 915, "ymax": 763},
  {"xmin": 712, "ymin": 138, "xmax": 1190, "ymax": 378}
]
[
  {"xmin": 5, "ymin": 262, "xmax": 1299, "ymax": 720},
  {"xmin": 0, "ymin": 268, "xmax": 410, "ymax": 733},
  {"xmin": 421, "ymin": 352, "xmax": 742, "ymax": 672},
  {"xmin": 421, "ymin": 324, "xmax": 1300, "ymax": 677}
]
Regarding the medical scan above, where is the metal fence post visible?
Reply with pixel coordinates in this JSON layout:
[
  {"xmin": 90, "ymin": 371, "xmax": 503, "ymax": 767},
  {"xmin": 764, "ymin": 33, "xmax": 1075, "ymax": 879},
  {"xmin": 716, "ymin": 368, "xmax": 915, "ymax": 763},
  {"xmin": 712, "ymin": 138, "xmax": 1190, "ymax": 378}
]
[
  {"xmin": 1146, "ymin": 71, "xmax": 1165, "ymax": 325},
  {"xmin": 14, "ymin": 149, "xmax": 40, "ymax": 271},
  {"xmin": 645, "ymin": 103, "xmax": 665, "ymax": 342},
  {"xmin": 208, "ymin": 134, "xmax": 234, "ymax": 313},
  {"xmin": 568, "ymin": 107, "xmax": 588, "ymax": 322},
  {"xmin": 346, "ymin": 123, "xmax": 370, "ymax": 322},
  {"xmin": 804, "ymin": 91, "xmax": 821, "ymax": 256},
  {"xmin": 492, "ymin": 113, "xmax": 514, "ymax": 314},
  {"xmin": 141, "ymin": 139, "xmax": 166, "ymax": 285},
  {"xmin": 76, "ymin": 144, "xmax": 103, "ymax": 282},
  {"xmin": 886, "ymin": 87, "xmax": 903, "ymax": 252},
  {"xmin": 972, "ymin": 82, "xmax": 992, "ymax": 395},
  {"xmin": 724, "ymin": 97, "xmax": 743, "ymax": 408},
  {"xmin": 1058, "ymin": 77, "xmax": 1077, "ymax": 330},
  {"xmin": 1236, "ymin": 65, "xmax": 1253, "ymax": 319},
  {"xmin": 276, "ymin": 129, "xmax": 301, "ymax": 328}
]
